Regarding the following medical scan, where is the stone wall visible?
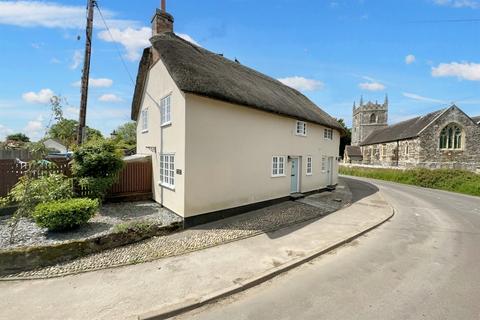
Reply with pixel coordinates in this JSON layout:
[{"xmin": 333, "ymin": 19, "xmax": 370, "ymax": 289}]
[
  {"xmin": 418, "ymin": 106, "xmax": 480, "ymax": 171},
  {"xmin": 352, "ymin": 101, "xmax": 388, "ymax": 146},
  {"xmin": 360, "ymin": 138, "xmax": 420, "ymax": 168}
]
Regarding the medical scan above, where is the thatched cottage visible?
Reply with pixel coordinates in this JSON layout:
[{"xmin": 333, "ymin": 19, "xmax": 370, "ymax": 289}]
[{"xmin": 131, "ymin": 2, "xmax": 343, "ymax": 226}]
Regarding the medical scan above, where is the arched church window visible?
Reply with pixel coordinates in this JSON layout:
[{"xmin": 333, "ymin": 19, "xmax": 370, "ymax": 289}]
[
  {"xmin": 439, "ymin": 124, "xmax": 463, "ymax": 150},
  {"xmin": 370, "ymin": 113, "xmax": 377, "ymax": 123}
]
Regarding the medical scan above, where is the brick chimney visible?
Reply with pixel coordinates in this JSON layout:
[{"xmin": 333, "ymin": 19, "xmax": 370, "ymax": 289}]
[{"xmin": 152, "ymin": 0, "xmax": 174, "ymax": 36}]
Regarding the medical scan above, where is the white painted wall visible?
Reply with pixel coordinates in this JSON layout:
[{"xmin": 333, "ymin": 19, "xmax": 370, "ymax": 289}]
[
  {"xmin": 184, "ymin": 94, "xmax": 340, "ymax": 217},
  {"xmin": 136, "ymin": 59, "xmax": 186, "ymax": 215}
]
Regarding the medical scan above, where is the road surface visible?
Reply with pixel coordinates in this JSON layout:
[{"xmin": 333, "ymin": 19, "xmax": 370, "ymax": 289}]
[{"xmin": 176, "ymin": 177, "xmax": 480, "ymax": 320}]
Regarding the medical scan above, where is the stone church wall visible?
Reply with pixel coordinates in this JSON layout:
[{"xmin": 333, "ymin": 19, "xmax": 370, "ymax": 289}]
[{"xmin": 418, "ymin": 107, "xmax": 480, "ymax": 171}]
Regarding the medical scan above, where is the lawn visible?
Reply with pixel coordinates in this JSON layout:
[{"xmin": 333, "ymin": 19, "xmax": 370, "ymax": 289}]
[{"xmin": 340, "ymin": 166, "xmax": 480, "ymax": 197}]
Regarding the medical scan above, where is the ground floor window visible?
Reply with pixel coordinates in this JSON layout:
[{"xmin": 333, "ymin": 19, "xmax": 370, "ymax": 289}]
[
  {"xmin": 306, "ymin": 156, "xmax": 313, "ymax": 175},
  {"xmin": 440, "ymin": 123, "xmax": 463, "ymax": 150},
  {"xmin": 160, "ymin": 154, "xmax": 175, "ymax": 188},
  {"xmin": 272, "ymin": 156, "xmax": 286, "ymax": 177}
]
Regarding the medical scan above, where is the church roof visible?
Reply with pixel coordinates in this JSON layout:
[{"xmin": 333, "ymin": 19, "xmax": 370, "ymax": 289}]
[
  {"xmin": 131, "ymin": 32, "xmax": 344, "ymax": 133},
  {"xmin": 345, "ymin": 145, "xmax": 363, "ymax": 157},
  {"xmin": 360, "ymin": 108, "xmax": 446, "ymax": 146}
]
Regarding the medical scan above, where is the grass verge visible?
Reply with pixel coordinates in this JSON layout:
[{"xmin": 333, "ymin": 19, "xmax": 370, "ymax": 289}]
[{"xmin": 340, "ymin": 166, "xmax": 480, "ymax": 197}]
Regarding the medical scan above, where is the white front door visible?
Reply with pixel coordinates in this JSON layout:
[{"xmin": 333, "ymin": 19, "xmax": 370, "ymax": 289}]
[{"xmin": 290, "ymin": 158, "xmax": 300, "ymax": 193}]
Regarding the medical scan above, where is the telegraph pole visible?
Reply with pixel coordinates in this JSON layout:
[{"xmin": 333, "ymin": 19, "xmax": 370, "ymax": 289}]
[{"xmin": 77, "ymin": 0, "xmax": 96, "ymax": 145}]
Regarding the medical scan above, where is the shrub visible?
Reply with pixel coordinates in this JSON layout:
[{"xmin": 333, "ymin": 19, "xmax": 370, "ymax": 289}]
[
  {"xmin": 33, "ymin": 198, "xmax": 99, "ymax": 231},
  {"xmin": 72, "ymin": 139, "xmax": 124, "ymax": 200},
  {"xmin": 0, "ymin": 173, "xmax": 74, "ymax": 217}
]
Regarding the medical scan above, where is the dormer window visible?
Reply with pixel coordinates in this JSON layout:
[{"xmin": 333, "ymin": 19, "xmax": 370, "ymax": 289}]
[
  {"xmin": 439, "ymin": 123, "xmax": 463, "ymax": 150},
  {"xmin": 296, "ymin": 121, "xmax": 307, "ymax": 136}
]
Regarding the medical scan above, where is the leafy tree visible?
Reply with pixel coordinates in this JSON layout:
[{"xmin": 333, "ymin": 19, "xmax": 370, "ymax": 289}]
[
  {"xmin": 72, "ymin": 139, "xmax": 124, "ymax": 200},
  {"xmin": 112, "ymin": 121, "xmax": 136, "ymax": 150},
  {"xmin": 47, "ymin": 95, "xmax": 103, "ymax": 151},
  {"xmin": 337, "ymin": 118, "xmax": 352, "ymax": 159},
  {"xmin": 6, "ymin": 133, "xmax": 30, "ymax": 143}
]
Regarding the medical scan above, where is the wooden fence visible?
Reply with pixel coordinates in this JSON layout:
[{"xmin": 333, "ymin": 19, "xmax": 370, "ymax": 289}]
[{"xmin": 0, "ymin": 159, "xmax": 152, "ymax": 199}]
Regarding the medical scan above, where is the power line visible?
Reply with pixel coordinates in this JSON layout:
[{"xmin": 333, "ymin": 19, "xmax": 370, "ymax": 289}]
[
  {"xmin": 95, "ymin": 2, "xmax": 161, "ymax": 110},
  {"xmin": 408, "ymin": 18, "xmax": 480, "ymax": 24}
]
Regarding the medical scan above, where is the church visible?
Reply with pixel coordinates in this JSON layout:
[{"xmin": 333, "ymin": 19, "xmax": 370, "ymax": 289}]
[{"xmin": 345, "ymin": 97, "xmax": 480, "ymax": 172}]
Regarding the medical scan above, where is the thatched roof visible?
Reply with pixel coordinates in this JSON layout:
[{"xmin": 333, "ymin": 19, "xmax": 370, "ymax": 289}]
[
  {"xmin": 361, "ymin": 109, "xmax": 445, "ymax": 146},
  {"xmin": 131, "ymin": 32, "xmax": 344, "ymax": 133}
]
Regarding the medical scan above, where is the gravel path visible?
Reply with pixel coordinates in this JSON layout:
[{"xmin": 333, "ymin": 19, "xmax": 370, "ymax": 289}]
[
  {"xmin": 0, "ymin": 201, "xmax": 181, "ymax": 250},
  {"xmin": 1, "ymin": 184, "xmax": 351, "ymax": 280}
]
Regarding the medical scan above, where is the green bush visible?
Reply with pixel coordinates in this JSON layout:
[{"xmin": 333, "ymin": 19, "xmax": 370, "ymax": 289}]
[
  {"xmin": 0, "ymin": 174, "xmax": 74, "ymax": 217},
  {"xmin": 33, "ymin": 198, "xmax": 99, "ymax": 231},
  {"xmin": 340, "ymin": 166, "xmax": 480, "ymax": 197},
  {"xmin": 72, "ymin": 139, "xmax": 124, "ymax": 199}
]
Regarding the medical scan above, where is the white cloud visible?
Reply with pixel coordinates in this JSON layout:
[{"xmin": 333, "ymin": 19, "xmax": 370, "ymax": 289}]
[
  {"xmin": 359, "ymin": 81, "xmax": 386, "ymax": 91},
  {"xmin": 177, "ymin": 33, "xmax": 200, "ymax": 46},
  {"xmin": 0, "ymin": 124, "xmax": 14, "ymax": 140},
  {"xmin": 24, "ymin": 116, "xmax": 45, "ymax": 140},
  {"xmin": 70, "ymin": 50, "xmax": 82, "ymax": 70},
  {"xmin": 98, "ymin": 27, "xmax": 151, "ymax": 61},
  {"xmin": 405, "ymin": 54, "xmax": 416, "ymax": 64},
  {"xmin": 278, "ymin": 76, "xmax": 324, "ymax": 92},
  {"xmin": 65, "ymin": 107, "xmax": 79, "ymax": 118},
  {"xmin": 22, "ymin": 89, "xmax": 55, "ymax": 104},
  {"xmin": 402, "ymin": 92, "xmax": 446, "ymax": 103},
  {"xmin": 99, "ymin": 94, "xmax": 123, "ymax": 103},
  {"xmin": 432, "ymin": 62, "xmax": 480, "ymax": 81},
  {"xmin": 433, "ymin": 0, "xmax": 480, "ymax": 8},
  {"xmin": 50, "ymin": 58, "xmax": 61, "ymax": 64},
  {"xmin": 72, "ymin": 78, "xmax": 113, "ymax": 88},
  {"xmin": 0, "ymin": 1, "xmax": 137, "ymax": 29}
]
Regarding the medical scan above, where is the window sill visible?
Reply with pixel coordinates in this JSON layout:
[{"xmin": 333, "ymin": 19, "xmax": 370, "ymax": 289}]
[
  {"xmin": 161, "ymin": 121, "xmax": 172, "ymax": 128},
  {"xmin": 159, "ymin": 182, "xmax": 175, "ymax": 191},
  {"xmin": 295, "ymin": 133, "xmax": 307, "ymax": 137},
  {"xmin": 306, "ymin": 173, "xmax": 313, "ymax": 176},
  {"xmin": 141, "ymin": 129, "xmax": 148, "ymax": 134},
  {"xmin": 271, "ymin": 174, "xmax": 286, "ymax": 178}
]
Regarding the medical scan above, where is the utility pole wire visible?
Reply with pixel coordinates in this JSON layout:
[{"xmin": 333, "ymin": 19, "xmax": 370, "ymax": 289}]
[{"xmin": 95, "ymin": 2, "xmax": 162, "ymax": 110}]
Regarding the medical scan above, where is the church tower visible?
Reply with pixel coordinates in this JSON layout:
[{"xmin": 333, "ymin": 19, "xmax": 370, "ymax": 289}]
[{"xmin": 351, "ymin": 95, "xmax": 389, "ymax": 146}]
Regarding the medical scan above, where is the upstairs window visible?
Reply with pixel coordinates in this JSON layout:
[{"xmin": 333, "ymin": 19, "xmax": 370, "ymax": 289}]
[
  {"xmin": 272, "ymin": 156, "xmax": 286, "ymax": 177},
  {"xmin": 161, "ymin": 95, "xmax": 171, "ymax": 126},
  {"xmin": 306, "ymin": 156, "xmax": 313, "ymax": 175},
  {"xmin": 141, "ymin": 108, "xmax": 148, "ymax": 132},
  {"xmin": 324, "ymin": 128, "xmax": 333, "ymax": 140},
  {"xmin": 296, "ymin": 121, "xmax": 307, "ymax": 136},
  {"xmin": 439, "ymin": 124, "xmax": 463, "ymax": 150}
]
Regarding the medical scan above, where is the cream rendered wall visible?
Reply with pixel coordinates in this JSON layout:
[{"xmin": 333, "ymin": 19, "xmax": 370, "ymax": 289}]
[
  {"xmin": 136, "ymin": 59, "xmax": 186, "ymax": 215},
  {"xmin": 184, "ymin": 94, "xmax": 340, "ymax": 217}
]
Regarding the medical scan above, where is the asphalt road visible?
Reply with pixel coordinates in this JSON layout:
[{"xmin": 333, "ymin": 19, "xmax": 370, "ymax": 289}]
[{"xmin": 175, "ymin": 177, "xmax": 480, "ymax": 320}]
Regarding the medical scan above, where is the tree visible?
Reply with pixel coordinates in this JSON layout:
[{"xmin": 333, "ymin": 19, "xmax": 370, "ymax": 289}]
[
  {"xmin": 337, "ymin": 118, "xmax": 352, "ymax": 159},
  {"xmin": 112, "ymin": 122, "xmax": 136, "ymax": 150},
  {"xmin": 48, "ymin": 119, "xmax": 103, "ymax": 151},
  {"xmin": 6, "ymin": 133, "xmax": 30, "ymax": 143}
]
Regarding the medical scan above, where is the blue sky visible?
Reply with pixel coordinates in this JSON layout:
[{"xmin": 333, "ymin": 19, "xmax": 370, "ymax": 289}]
[{"xmin": 0, "ymin": 0, "xmax": 479, "ymax": 140}]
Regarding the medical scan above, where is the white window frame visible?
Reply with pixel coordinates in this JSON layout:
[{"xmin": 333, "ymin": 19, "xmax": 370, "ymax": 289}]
[
  {"xmin": 141, "ymin": 108, "xmax": 148, "ymax": 133},
  {"xmin": 159, "ymin": 153, "xmax": 175, "ymax": 189},
  {"xmin": 161, "ymin": 94, "xmax": 172, "ymax": 127},
  {"xmin": 324, "ymin": 128, "xmax": 333, "ymax": 140},
  {"xmin": 306, "ymin": 156, "xmax": 313, "ymax": 176},
  {"xmin": 295, "ymin": 121, "xmax": 307, "ymax": 136},
  {"xmin": 321, "ymin": 156, "xmax": 327, "ymax": 173},
  {"xmin": 271, "ymin": 156, "xmax": 286, "ymax": 177}
]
